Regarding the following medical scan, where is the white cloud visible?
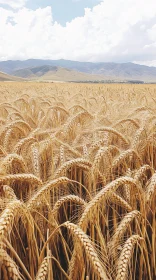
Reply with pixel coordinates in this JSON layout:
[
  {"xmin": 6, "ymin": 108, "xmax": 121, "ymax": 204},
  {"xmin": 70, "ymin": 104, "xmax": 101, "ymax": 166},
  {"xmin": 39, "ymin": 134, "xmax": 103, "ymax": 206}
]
[
  {"xmin": 0, "ymin": 0, "xmax": 27, "ymax": 9},
  {"xmin": 0, "ymin": 0, "xmax": 156, "ymax": 65},
  {"xmin": 133, "ymin": 60, "xmax": 156, "ymax": 67}
]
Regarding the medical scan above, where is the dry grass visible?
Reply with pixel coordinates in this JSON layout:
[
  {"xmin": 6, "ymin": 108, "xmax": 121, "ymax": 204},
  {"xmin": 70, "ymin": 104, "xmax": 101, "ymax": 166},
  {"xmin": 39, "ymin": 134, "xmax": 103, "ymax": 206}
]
[{"xmin": 0, "ymin": 81, "xmax": 156, "ymax": 280}]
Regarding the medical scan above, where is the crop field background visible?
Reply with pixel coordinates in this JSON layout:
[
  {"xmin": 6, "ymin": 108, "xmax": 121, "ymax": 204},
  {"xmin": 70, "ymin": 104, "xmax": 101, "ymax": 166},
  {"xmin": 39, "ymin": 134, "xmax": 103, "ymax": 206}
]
[{"xmin": 0, "ymin": 82, "xmax": 156, "ymax": 280}]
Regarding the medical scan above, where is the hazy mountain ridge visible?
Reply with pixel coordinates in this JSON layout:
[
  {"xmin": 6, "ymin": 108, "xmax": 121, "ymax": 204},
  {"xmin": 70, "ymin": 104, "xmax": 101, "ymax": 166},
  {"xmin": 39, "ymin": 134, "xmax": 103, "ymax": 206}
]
[
  {"xmin": 0, "ymin": 59, "xmax": 156, "ymax": 82},
  {"xmin": 0, "ymin": 71, "xmax": 24, "ymax": 81},
  {"xmin": 13, "ymin": 65, "xmax": 107, "ymax": 82},
  {"xmin": 13, "ymin": 65, "xmax": 58, "ymax": 78}
]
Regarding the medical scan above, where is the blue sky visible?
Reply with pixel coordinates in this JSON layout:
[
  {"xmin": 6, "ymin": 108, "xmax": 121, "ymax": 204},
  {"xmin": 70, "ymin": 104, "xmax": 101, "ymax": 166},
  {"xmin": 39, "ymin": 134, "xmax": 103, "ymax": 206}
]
[
  {"xmin": 26, "ymin": 0, "xmax": 100, "ymax": 25},
  {"xmin": 0, "ymin": 0, "xmax": 156, "ymax": 65}
]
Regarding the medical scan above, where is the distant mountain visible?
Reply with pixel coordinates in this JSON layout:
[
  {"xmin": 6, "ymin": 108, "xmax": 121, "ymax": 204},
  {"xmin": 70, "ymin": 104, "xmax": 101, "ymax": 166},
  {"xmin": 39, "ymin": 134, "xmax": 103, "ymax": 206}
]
[
  {"xmin": 0, "ymin": 59, "xmax": 156, "ymax": 82},
  {"xmin": 13, "ymin": 65, "xmax": 58, "ymax": 78},
  {"xmin": 12, "ymin": 65, "xmax": 107, "ymax": 82},
  {"xmin": 0, "ymin": 71, "xmax": 24, "ymax": 81}
]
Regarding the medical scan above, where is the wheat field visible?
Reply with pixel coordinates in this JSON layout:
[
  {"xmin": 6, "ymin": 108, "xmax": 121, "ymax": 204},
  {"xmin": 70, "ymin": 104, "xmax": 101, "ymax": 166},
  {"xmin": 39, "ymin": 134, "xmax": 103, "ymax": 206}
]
[{"xmin": 0, "ymin": 81, "xmax": 156, "ymax": 280}]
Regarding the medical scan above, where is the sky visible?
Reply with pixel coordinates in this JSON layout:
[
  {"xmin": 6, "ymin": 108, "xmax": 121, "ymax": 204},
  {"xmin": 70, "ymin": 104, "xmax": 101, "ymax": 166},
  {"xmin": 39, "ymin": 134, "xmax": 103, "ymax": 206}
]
[{"xmin": 0, "ymin": 0, "xmax": 156, "ymax": 66}]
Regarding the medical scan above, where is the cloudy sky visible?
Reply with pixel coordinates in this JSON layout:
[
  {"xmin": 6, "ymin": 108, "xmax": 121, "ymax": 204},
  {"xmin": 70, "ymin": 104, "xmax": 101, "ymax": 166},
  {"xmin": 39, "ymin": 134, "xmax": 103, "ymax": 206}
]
[{"xmin": 0, "ymin": 0, "xmax": 156, "ymax": 66}]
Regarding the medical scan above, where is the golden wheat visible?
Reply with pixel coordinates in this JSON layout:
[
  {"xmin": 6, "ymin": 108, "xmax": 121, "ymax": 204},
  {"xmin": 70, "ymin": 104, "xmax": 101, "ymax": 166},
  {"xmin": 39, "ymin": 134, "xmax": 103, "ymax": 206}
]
[{"xmin": 0, "ymin": 82, "xmax": 155, "ymax": 280}]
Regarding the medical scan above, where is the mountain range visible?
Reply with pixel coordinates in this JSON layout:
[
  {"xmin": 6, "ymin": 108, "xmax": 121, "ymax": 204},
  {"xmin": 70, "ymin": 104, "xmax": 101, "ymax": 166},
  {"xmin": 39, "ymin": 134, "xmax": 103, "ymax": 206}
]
[
  {"xmin": 0, "ymin": 71, "xmax": 23, "ymax": 82},
  {"xmin": 0, "ymin": 59, "xmax": 156, "ymax": 82},
  {"xmin": 12, "ymin": 65, "xmax": 104, "ymax": 82}
]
